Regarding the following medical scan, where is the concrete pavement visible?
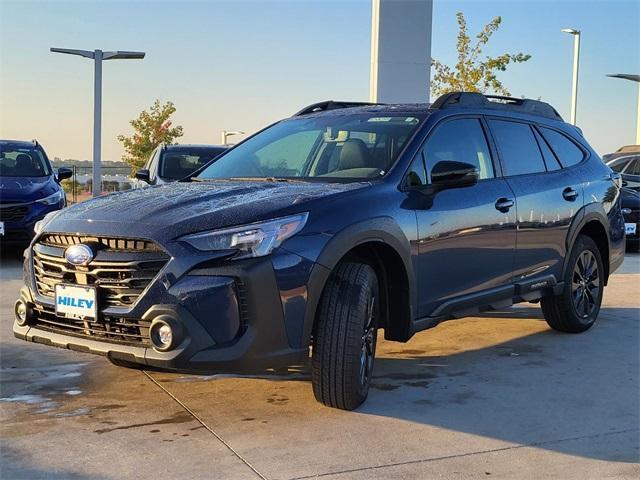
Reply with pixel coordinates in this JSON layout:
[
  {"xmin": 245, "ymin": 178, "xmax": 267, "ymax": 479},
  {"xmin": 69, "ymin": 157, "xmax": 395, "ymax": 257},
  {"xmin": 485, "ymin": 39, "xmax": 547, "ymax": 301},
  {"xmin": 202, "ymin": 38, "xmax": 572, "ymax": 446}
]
[{"xmin": 1, "ymin": 247, "xmax": 638, "ymax": 479}]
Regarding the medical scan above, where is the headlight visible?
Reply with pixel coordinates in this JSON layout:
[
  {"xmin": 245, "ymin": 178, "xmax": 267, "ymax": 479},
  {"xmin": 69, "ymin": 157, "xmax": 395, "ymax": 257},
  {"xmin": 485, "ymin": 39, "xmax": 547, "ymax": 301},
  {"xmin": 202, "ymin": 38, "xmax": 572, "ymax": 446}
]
[
  {"xmin": 180, "ymin": 213, "xmax": 309, "ymax": 258},
  {"xmin": 36, "ymin": 190, "xmax": 63, "ymax": 205},
  {"xmin": 34, "ymin": 210, "xmax": 61, "ymax": 235}
]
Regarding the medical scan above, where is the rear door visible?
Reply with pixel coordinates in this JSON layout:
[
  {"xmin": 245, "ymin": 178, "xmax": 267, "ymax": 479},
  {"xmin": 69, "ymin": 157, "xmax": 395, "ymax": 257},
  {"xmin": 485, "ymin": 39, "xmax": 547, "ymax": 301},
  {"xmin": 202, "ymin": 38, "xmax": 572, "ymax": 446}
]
[
  {"xmin": 409, "ymin": 116, "xmax": 517, "ymax": 316},
  {"xmin": 487, "ymin": 119, "xmax": 585, "ymax": 285}
]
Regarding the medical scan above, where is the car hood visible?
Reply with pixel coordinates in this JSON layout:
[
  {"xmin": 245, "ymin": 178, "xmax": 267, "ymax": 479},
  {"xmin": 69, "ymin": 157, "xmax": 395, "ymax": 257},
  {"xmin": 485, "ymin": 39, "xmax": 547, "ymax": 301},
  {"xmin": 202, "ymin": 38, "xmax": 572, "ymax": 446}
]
[
  {"xmin": 0, "ymin": 176, "xmax": 56, "ymax": 203},
  {"xmin": 45, "ymin": 180, "xmax": 369, "ymax": 239}
]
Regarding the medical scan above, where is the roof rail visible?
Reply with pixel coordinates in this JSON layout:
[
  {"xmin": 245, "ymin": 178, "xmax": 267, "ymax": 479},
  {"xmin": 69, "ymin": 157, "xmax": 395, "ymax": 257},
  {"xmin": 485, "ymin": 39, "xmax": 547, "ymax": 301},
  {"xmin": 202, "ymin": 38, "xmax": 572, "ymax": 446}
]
[
  {"xmin": 430, "ymin": 92, "xmax": 563, "ymax": 121},
  {"xmin": 294, "ymin": 100, "xmax": 382, "ymax": 116}
]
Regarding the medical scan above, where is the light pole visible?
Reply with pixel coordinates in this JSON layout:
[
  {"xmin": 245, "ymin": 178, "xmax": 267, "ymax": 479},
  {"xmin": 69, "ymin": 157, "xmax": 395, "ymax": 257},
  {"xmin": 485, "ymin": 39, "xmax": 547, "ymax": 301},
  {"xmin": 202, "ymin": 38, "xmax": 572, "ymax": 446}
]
[
  {"xmin": 51, "ymin": 48, "xmax": 145, "ymax": 197},
  {"xmin": 221, "ymin": 130, "xmax": 244, "ymax": 146},
  {"xmin": 607, "ymin": 74, "xmax": 640, "ymax": 145},
  {"xmin": 561, "ymin": 29, "xmax": 581, "ymax": 125}
]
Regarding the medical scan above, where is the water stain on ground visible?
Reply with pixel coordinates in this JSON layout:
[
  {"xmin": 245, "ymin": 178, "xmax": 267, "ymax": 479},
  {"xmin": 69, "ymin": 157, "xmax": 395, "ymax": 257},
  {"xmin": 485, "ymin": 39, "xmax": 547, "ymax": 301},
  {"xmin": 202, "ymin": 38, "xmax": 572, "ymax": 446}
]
[
  {"xmin": 495, "ymin": 344, "xmax": 544, "ymax": 357},
  {"xmin": 93, "ymin": 411, "xmax": 193, "ymax": 434},
  {"xmin": 404, "ymin": 381, "xmax": 430, "ymax": 388},
  {"xmin": 371, "ymin": 383, "xmax": 400, "ymax": 391},
  {"xmin": 266, "ymin": 394, "xmax": 289, "ymax": 405}
]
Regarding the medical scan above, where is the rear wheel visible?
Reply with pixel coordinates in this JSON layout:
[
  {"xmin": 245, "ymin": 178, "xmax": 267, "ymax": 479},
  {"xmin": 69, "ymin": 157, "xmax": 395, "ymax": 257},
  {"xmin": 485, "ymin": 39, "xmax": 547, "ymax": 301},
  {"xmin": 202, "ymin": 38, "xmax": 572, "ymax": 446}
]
[
  {"xmin": 541, "ymin": 235, "xmax": 604, "ymax": 333},
  {"xmin": 311, "ymin": 262, "xmax": 379, "ymax": 410}
]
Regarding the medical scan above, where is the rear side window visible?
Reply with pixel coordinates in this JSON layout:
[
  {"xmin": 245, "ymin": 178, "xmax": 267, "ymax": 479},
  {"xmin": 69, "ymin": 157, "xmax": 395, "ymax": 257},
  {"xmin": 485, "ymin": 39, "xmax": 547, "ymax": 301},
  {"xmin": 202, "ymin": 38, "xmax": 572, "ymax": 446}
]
[
  {"xmin": 488, "ymin": 120, "xmax": 547, "ymax": 176},
  {"xmin": 422, "ymin": 118, "xmax": 494, "ymax": 181},
  {"xmin": 540, "ymin": 127, "xmax": 584, "ymax": 167},
  {"xmin": 627, "ymin": 158, "xmax": 640, "ymax": 175},
  {"xmin": 533, "ymin": 128, "xmax": 562, "ymax": 171}
]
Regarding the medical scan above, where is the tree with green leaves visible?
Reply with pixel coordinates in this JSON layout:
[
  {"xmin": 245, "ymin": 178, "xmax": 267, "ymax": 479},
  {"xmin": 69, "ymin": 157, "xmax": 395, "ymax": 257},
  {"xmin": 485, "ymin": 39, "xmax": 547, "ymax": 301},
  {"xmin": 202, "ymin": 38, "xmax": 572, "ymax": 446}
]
[
  {"xmin": 117, "ymin": 100, "xmax": 183, "ymax": 173},
  {"xmin": 431, "ymin": 13, "xmax": 531, "ymax": 98}
]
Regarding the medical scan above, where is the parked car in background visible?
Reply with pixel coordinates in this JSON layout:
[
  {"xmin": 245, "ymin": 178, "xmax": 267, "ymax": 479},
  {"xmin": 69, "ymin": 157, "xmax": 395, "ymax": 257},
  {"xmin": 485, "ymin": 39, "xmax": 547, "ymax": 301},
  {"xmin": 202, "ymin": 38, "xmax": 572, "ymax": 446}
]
[
  {"xmin": 133, "ymin": 144, "xmax": 228, "ymax": 187},
  {"xmin": 14, "ymin": 93, "xmax": 625, "ymax": 410},
  {"xmin": 0, "ymin": 140, "xmax": 72, "ymax": 245},
  {"xmin": 605, "ymin": 146, "xmax": 640, "ymax": 250}
]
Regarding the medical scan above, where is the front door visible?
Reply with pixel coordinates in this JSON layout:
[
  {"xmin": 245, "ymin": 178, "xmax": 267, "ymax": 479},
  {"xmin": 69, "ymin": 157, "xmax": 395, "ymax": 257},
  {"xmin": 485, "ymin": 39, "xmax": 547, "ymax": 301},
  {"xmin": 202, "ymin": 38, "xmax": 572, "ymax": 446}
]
[{"xmin": 408, "ymin": 117, "xmax": 517, "ymax": 317}]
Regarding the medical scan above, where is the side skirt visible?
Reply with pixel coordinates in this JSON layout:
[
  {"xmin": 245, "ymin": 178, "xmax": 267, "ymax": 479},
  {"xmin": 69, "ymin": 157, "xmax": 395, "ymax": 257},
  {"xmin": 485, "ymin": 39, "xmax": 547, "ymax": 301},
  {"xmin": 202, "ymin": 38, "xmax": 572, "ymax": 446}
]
[{"xmin": 410, "ymin": 275, "xmax": 561, "ymax": 336}]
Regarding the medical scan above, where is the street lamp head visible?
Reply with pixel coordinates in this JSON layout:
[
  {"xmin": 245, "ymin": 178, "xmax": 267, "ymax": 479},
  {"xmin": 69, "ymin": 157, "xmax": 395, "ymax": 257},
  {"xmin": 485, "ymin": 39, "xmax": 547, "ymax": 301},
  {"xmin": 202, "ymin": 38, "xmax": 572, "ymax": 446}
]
[
  {"xmin": 561, "ymin": 28, "xmax": 580, "ymax": 35},
  {"xmin": 103, "ymin": 51, "xmax": 146, "ymax": 60},
  {"xmin": 50, "ymin": 47, "xmax": 95, "ymax": 59}
]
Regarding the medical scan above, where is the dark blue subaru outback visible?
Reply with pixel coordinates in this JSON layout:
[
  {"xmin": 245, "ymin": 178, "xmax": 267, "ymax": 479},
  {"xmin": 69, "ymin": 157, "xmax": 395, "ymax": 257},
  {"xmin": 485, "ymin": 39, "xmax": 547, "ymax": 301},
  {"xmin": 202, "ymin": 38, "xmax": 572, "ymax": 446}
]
[
  {"xmin": 14, "ymin": 93, "xmax": 625, "ymax": 410},
  {"xmin": 1, "ymin": 140, "xmax": 72, "ymax": 245}
]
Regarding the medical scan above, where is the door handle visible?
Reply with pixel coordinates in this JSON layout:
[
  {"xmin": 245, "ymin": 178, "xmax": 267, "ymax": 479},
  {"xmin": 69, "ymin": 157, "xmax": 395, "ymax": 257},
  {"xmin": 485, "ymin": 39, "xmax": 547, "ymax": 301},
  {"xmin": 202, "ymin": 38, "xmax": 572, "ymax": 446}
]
[
  {"xmin": 563, "ymin": 187, "xmax": 579, "ymax": 201},
  {"xmin": 495, "ymin": 198, "xmax": 514, "ymax": 212}
]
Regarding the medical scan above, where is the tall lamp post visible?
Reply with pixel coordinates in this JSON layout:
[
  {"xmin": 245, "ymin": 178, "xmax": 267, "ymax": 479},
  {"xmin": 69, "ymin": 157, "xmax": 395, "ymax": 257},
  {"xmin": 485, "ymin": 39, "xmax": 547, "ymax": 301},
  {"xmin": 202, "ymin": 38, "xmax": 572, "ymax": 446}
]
[
  {"xmin": 607, "ymin": 74, "xmax": 640, "ymax": 145},
  {"xmin": 51, "ymin": 48, "xmax": 145, "ymax": 197},
  {"xmin": 221, "ymin": 130, "xmax": 244, "ymax": 146},
  {"xmin": 561, "ymin": 29, "xmax": 581, "ymax": 125}
]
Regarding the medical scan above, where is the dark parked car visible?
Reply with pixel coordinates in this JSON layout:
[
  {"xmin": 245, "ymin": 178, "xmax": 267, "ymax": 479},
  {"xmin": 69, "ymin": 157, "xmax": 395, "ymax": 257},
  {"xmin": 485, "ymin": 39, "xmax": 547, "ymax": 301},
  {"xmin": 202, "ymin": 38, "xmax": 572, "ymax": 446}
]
[
  {"xmin": 0, "ymin": 140, "xmax": 72, "ymax": 245},
  {"xmin": 133, "ymin": 143, "xmax": 227, "ymax": 186},
  {"xmin": 14, "ymin": 93, "xmax": 625, "ymax": 410},
  {"xmin": 605, "ymin": 149, "xmax": 640, "ymax": 250}
]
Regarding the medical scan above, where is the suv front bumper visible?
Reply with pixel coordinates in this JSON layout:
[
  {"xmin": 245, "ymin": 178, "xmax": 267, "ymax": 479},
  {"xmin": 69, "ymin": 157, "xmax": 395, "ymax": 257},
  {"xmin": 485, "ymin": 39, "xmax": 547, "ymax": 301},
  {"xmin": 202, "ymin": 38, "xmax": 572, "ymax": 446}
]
[{"xmin": 14, "ymin": 244, "xmax": 323, "ymax": 373}]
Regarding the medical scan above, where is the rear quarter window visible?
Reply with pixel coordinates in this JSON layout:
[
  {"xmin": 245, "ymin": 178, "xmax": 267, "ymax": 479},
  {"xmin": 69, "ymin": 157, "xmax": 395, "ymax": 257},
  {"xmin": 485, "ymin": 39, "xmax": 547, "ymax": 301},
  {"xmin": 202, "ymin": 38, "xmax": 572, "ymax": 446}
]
[
  {"xmin": 540, "ymin": 127, "xmax": 585, "ymax": 168},
  {"xmin": 488, "ymin": 119, "xmax": 547, "ymax": 176}
]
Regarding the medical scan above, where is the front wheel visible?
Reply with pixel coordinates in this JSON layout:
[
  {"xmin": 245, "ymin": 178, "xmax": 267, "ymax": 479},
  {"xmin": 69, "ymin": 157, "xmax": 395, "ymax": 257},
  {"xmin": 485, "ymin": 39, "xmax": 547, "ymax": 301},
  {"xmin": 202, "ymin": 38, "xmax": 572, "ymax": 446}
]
[
  {"xmin": 541, "ymin": 235, "xmax": 604, "ymax": 333},
  {"xmin": 311, "ymin": 262, "xmax": 379, "ymax": 410}
]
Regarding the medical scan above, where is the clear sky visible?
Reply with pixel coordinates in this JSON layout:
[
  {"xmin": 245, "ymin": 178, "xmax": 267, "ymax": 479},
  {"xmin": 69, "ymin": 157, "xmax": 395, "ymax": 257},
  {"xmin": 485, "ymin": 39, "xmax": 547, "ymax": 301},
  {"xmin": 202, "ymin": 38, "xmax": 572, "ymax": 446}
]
[{"xmin": 1, "ymin": 0, "xmax": 638, "ymax": 161}]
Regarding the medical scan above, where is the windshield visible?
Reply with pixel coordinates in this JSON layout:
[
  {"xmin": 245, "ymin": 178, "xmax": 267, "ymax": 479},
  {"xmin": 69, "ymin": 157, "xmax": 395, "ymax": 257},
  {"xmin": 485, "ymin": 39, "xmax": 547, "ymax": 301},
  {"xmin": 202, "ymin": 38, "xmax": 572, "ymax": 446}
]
[
  {"xmin": 197, "ymin": 113, "xmax": 424, "ymax": 181},
  {"xmin": 0, "ymin": 144, "xmax": 51, "ymax": 177},
  {"xmin": 160, "ymin": 147, "xmax": 227, "ymax": 180}
]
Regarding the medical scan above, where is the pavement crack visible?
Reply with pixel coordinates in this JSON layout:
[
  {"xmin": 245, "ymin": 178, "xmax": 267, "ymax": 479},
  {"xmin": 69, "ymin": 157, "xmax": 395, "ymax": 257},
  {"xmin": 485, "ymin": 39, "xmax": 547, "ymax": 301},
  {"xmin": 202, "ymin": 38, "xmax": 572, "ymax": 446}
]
[
  {"xmin": 142, "ymin": 370, "xmax": 267, "ymax": 480},
  {"xmin": 289, "ymin": 428, "xmax": 640, "ymax": 480}
]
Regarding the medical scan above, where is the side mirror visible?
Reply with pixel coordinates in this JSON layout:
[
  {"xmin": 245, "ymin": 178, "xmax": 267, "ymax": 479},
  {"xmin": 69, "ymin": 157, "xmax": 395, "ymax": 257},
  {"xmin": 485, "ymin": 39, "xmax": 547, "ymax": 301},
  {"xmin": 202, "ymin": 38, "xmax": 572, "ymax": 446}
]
[
  {"xmin": 56, "ymin": 167, "xmax": 73, "ymax": 181},
  {"xmin": 135, "ymin": 169, "xmax": 150, "ymax": 183},
  {"xmin": 431, "ymin": 161, "xmax": 479, "ymax": 189}
]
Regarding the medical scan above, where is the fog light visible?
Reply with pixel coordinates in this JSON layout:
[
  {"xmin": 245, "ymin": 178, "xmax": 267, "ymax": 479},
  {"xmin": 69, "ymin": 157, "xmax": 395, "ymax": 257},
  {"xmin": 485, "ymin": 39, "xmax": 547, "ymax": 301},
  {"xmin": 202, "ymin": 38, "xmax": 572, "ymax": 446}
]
[
  {"xmin": 158, "ymin": 324, "xmax": 173, "ymax": 346},
  {"xmin": 149, "ymin": 316, "xmax": 183, "ymax": 352},
  {"xmin": 14, "ymin": 299, "xmax": 31, "ymax": 326}
]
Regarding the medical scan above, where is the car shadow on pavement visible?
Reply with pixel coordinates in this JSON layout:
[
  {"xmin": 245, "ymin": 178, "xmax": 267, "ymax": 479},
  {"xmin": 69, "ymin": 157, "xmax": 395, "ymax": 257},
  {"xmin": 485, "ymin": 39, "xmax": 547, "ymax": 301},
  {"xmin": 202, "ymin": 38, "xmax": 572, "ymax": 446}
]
[{"xmin": 360, "ymin": 306, "xmax": 640, "ymax": 463}]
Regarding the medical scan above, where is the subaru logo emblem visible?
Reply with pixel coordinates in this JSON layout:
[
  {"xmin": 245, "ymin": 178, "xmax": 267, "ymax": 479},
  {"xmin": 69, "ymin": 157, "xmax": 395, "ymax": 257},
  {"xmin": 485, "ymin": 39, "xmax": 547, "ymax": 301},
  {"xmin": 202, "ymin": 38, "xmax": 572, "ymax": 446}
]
[{"xmin": 64, "ymin": 244, "xmax": 94, "ymax": 266}]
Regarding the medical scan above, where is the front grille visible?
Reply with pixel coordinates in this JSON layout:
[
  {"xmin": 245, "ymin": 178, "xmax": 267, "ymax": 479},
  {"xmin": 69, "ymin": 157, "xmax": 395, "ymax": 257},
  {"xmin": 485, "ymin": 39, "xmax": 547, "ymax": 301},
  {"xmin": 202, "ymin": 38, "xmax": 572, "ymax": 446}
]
[
  {"xmin": 0, "ymin": 204, "xmax": 29, "ymax": 222},
  {"xmin": 39, "ymin": 233, "xmax": 162, "ymax": 252},
  {"xmin": 33, "ymin": 234, "xmax": 169, "ymax": 309},
  {"xmin": 32, "ymin": 304, "xmax": 151, "ymax": 347}
]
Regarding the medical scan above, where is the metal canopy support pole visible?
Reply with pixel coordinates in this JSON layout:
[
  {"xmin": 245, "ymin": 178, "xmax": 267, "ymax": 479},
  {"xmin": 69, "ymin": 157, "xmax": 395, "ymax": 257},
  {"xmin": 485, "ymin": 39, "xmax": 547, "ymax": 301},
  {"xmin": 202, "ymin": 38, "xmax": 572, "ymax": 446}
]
[
  {"xmin": 370, "ymin": 0, "xmax": 433, "ymax": 104},
  {"xmin": 636, "ymin": 82, "xmax": 640, "ymax": 144},
  {"xmin": 93, "ymin": 50, "xmax": 103, "ymax": 198},
  {"xmin": 570, "ymin": 33, "xmax": 581, "ymax": 125}
]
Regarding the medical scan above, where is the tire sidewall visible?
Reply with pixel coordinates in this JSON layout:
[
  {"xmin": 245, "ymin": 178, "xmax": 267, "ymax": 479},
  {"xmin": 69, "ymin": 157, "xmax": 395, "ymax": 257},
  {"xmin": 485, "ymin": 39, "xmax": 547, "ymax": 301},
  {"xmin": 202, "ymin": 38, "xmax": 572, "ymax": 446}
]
[{"xmin": 564, "ymin": 236, "xmax": 604, "ymax": 328}]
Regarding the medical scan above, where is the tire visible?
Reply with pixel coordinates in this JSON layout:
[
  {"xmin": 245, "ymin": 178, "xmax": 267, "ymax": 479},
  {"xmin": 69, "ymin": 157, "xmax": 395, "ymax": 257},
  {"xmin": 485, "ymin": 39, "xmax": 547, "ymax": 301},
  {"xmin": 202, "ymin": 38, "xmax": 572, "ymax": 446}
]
[
  {"xmin": 541, "ymin": 235, "xmax": 604, "ymax": 333},
  {"xmin": 311, "ymin": 262, "xmax": 379, "ymax": 410}
]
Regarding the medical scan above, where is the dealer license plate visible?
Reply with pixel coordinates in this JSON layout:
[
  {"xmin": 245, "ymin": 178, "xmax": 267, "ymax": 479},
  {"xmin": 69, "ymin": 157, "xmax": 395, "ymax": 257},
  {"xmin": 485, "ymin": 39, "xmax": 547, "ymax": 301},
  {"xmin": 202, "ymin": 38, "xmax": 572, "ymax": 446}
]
[
  {"xmin": 625, "ymin": 223, "xmax": 637, "ymax": 236},
  {"xmin": 55, "ymin": 284, "xmax": 97, "ymax": 319}
]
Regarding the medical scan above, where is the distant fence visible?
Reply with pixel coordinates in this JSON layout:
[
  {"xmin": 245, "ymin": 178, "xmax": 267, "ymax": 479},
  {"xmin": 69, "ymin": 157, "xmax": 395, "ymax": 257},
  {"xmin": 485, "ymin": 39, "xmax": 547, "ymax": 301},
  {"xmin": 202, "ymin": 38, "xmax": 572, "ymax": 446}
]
[{"xmin": 62, "ymin": 166, "xmax": 134, "ymax": 204}]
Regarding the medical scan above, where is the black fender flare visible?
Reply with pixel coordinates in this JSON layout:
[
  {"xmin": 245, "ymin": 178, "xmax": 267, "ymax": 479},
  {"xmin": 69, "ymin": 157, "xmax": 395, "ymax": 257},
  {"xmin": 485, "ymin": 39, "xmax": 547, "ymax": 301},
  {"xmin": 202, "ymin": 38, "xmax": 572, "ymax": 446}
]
[
  {"xmin": 562, "ymin": 203, "xmax": 611, "ymax": 283},
  {"xmin": 300, "ymin": 217, "xmax": 416, "ymax": 347}
]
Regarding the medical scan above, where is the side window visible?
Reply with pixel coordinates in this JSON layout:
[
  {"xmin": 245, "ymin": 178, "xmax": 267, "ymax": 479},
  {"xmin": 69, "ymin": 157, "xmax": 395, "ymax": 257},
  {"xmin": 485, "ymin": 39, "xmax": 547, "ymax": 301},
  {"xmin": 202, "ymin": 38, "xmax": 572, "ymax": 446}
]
[
  {"xmin": 422, "ymin": 118, "xmax": 494, "ymax": 181},
  {"xmin": 540, "ymin": 127, "xmax": 585, "ymax": 168},
  {"xmin": 488, "ymin": 120, "xmax": 547, "ymax": 176},
  {"xmin": 255, "ymin": 131, "xmax": 319, "ymax": 176},
  {"xmin": 405, "ymin": 153, "xmax": 427, "ymax": 187},
  {"xmin": 533, "ymin": 128, "xmax": 562, "ymax": 171},
  {"xmin": 626, "ymin": 158, "xmax": 640, "ymax": 175},
  {"xmin": 608, "ymin": 158, "xmax": 628, "ymax": 173}
]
